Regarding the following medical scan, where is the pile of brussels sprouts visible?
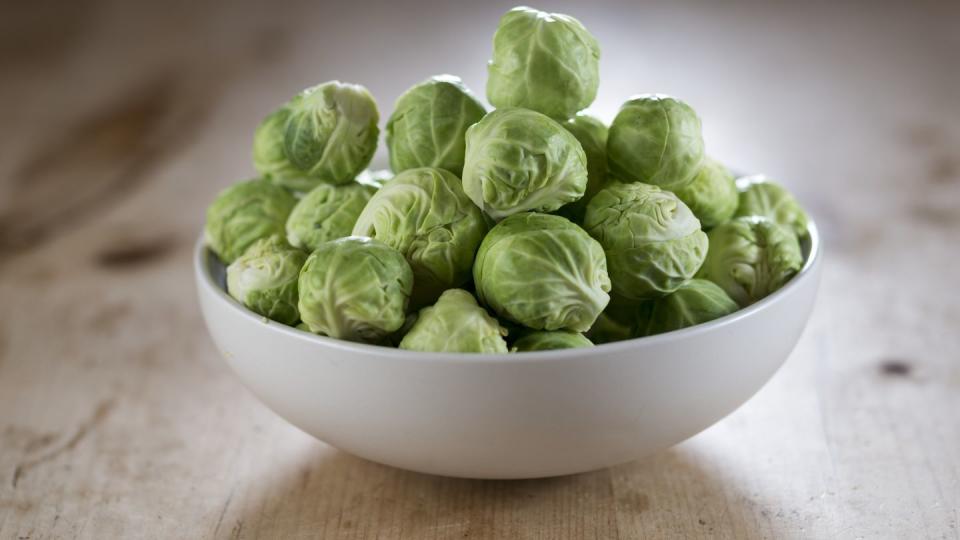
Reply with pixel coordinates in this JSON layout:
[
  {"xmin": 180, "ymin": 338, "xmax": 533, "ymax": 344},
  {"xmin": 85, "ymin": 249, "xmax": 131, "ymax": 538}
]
[{"xmin": 205, "ymin": 6, "xmax": 809, "ymax": 354}]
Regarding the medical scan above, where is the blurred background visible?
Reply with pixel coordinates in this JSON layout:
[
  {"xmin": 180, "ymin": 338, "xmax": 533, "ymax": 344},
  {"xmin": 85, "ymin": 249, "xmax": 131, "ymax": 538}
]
[
  {"xmin": 1, "ymin": 0, "xmax": 958, "ymax": 538},
  {"xmin": 2, "ymin": 0, "xmax": 958, "ymax": 250}
]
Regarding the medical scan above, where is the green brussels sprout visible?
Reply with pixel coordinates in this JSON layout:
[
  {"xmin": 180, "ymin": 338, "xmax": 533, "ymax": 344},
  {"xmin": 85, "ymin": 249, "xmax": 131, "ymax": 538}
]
[
  {"xmin": 252, "ymin": 107, "xmax": 314, "ymax": 192},
  {"xmin": 205, "ymin": 178, "xmax": 297, "ymax": 263},
  {"xmin": 734, "ymin": 175, "xmax": 809, "ymax": 238},
  {"xmin": 556, "ymin": 114, "xmax": 608, "ymax": 222},
  {"xmin": 463, "ymin": 108, "xmax": 588, "ymax": 220},
  {"xmin": 486, "ymin": 7, "xmax": 600, "ymax": 119},
  {"xmin": 283, "ymin": 81, "xmax": 379, "ymax": 185},
  {"xmin": 636, "ymin": 279, "xmax": 739, "ymax": 336},
  {"xmin": 512, "ymin": 331, "xmax": 593, "ymax": 352},
  {"xmin": 584, "ymin": 313, "xmax": 632, "ymax": 344},
  {"xmin": 607, "ymin": 95, "xmax": 705, "ymax": 191},
  {"xmin": 399, "ymin": 289, "xmax": 508, "ymax": 353},
  {"xmin": 383, "ymin": 312, "xmax": 419, "ymax": 347},
  {"xmin": 352, "ymin": 167, "xmax": 489, "ymax": 304},
  {"xmin": 285, "ymin": 176, "xmax": 380, "ymax": 252},
  {"xmin": 294, "ymin": 321, "xmax": 313, "ymax": 332},
  {"xmin": 386, "ymin": 75, "xmax": 487, "ymax": 176},
  {"xmin": 698, "ymin": 216, "xmax": 803, "ymax": 307},
  {"xmin": 674, "ymin": 158, "xmax": 738, "ymax": 229},
  {"xmin": 583, "ymin": 182, "xmax": 708, "ymax": 301},
  {"xmin": 298, "ymin": 237, "xmax": 413, "ymax": 342},
  {"xmin": 226, "ymin": 236, "xmax": 306, "ymax": 325},
  {"xmin": 584, "ymin": 293, "xmax": 640, "ymax": 344},
  {"xmin": 474, "ymin": 213, "xmax": 610, "ymax": 332}
]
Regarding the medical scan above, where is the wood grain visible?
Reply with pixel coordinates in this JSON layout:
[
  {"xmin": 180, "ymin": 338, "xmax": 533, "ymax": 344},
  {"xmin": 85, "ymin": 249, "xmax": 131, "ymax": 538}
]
[{"xmin": 1, "ymin": 1, "xmax": 958, "ymax": 538}]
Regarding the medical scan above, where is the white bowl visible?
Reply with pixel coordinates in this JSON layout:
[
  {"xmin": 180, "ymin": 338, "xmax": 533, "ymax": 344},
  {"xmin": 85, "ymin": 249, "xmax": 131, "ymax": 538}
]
[{"xmin": 195, "ymin": 222, "xmax": 821, "ymax": 479}]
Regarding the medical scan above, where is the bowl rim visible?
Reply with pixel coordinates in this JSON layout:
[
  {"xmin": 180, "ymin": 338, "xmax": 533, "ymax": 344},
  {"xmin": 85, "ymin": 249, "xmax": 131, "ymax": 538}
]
[{"xmin": 195, "ymin": 219, "xmax": 821, "ymax": 364}]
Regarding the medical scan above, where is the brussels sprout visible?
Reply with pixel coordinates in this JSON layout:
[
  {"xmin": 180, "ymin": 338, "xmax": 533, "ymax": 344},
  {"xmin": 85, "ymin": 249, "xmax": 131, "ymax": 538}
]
[
  {"xmin": 462, "ymin": 108, "xmax": 588, "ymax": 220},
  {"xmin": 674, "ymin": 158, "xmax": 738, "ymax": 229},
  {"xmin": 698, "ymin": 216, "xmax": 803, "ymax": 307},
  {"xmin": 584, "ymin": 313, "xmax": 632, "ymax": 344},
  {"xmin": 474, "ymin": 213, "xmax": 610, "ymax": 332},
  {"xmin": 556, "ymin": 114, "xmax": 608, "ymax": 222},
  {"xmin": 294, "ymin": 321, "xmax": 313, "ymax": 332},
  {"xmin": 205, "ymin": 178, "xmax": 297, "ymax": 263},
  {"xmin": 512, "ymin": 331, "xmax": 593, "ymax": 352},
  {"xmin": 636, "ymin": 279, "xmax": 739, "ymax": 336},
  {"xmin": 486, "ymin": 7, "xmax": 600, "ymax": 119},
  {"xmin": 383, "ymin": 312, "xmax": 419, "ymax": 347},
  {"xmin": 252, "ymin": 107, "xmax": 314, "ymax": 192},
  {"xmin": 584, "ymin": 182, "xmax": 708, "ymax": 301},
  {"xmin": 283, "ymin": 81, "xmax": 379, "ymax": 185},
  {"xmin": 584, "ymin": 293, "xmax": 639, "ymax": 344},
  {"xmin": 298, "ymin": 237, "xmax": 413, "ymax": 342},
  {"xmin": 352, "ymin": 167, "xmax": 488, "ymax": 304},
  {"xmin": 226, "ymin": 236, "xmax": 306, "ymax": 325},
  {"xmin": 607, "ymin": 95, "xmax": 705, "ymax": 191},
  {"xmin": 734, "ymin": 175, "xmax": 809, "ymax": 238},
  {"xmin": 286, "ymin": 178, "xmax": 380, "ymax": 252},
  {"xmin": 399, "ymin": 289, "xmax": 508, "ymax": 353},
  {"xmin": 386, "ymin": 75, "xmax": 487, "ymax": 176}
]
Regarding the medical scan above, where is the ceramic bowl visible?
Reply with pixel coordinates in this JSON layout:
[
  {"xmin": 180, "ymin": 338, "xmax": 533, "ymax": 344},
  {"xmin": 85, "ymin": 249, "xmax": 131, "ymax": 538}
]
[{"xmin": 195, "ymin": 222, "xmax": 821, "ymax": 479}]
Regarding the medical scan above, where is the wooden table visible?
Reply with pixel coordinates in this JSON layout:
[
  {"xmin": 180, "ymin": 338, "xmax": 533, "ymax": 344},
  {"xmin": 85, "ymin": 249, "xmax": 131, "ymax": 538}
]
[{"xmin": 2, "ymin": 1, "xmax": 958, "ymax": 538}]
